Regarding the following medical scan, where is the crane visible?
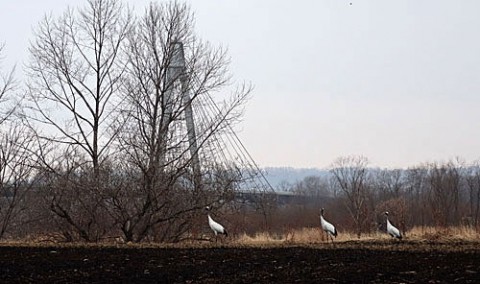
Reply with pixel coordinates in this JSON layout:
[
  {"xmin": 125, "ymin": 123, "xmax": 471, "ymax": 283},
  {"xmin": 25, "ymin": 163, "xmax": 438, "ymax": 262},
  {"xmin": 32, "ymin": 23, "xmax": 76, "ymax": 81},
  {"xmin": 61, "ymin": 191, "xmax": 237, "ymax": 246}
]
[
  {"xmin": 205, "ymin": 206, "xmax": 228, "ymax": 242},
  {"xmin": 320, "ymin": 208, "xmax": 337, "ymax": 243},
  {"xmin": 385, "ymin": 211, "xmax": 402, "ymax": 240}
]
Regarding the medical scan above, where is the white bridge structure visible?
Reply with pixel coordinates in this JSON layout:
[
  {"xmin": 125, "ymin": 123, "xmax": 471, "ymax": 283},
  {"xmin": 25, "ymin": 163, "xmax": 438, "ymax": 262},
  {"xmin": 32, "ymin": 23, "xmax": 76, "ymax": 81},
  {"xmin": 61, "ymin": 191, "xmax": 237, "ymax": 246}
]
[{"xmin": 164, "ymin": 42, "xmax": 273, "ymax": 194}]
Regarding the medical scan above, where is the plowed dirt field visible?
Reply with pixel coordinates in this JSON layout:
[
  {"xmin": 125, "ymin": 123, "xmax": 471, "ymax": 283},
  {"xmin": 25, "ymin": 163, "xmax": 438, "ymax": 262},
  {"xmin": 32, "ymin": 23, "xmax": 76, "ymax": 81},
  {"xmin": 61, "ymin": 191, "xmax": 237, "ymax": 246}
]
[{"xmin": 0, "ymin": 240, "xmax": 479, "ymax": 283}]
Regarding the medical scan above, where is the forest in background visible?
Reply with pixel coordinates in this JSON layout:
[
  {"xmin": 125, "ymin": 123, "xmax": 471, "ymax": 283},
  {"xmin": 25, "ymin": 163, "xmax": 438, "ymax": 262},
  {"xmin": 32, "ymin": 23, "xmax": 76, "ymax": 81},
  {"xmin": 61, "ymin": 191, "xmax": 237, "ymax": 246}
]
[{"xmin": 250, "ymin": 157, "xmax": 480, "ymax": 239}]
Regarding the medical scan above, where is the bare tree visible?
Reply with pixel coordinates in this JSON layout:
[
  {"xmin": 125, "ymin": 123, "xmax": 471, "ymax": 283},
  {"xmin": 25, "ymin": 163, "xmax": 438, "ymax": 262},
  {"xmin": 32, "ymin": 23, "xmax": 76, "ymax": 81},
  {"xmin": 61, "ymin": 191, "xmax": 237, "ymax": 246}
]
[
  {"xmin": 330, "ymin": 155, "xmax": 370, "ymax": 238},
  {"xmin": 465, "ymin": 161, "xmax": 480, "ymax": 227},
  {"xmin": 404, "ymin": 166, "xmax": 429, "ymax": 227},
  {"xmin": 293, "ymin": 175, "xmax": 329, "ymax": 197},
  {"xmin": 0, "ymin": 44, "xmax": 39, "ymax": 239},
  {"xmin": 0, "ymin": 123, "xmax": 45, "ymax": 238},
  {"xmin": 0, "ymin": 43, "xmax": 17, "ymax": 124},
  {"xmin": 426, "ymin": 161, "xmax": 462, "ymax": 227},
  {"xmin": 27, "ymin": 0, "xmax": 131, "ymax": 172},
  {"xmin": 109, "ymin": 2, "xmax": 251, "ymax": 242},
  {"xmin": 373, "ymin": 169, "xmax": 405, "ymax": 200},
  {"xmin": 25, "ymin": 0, "xmax": 132, "ymax": 241}
]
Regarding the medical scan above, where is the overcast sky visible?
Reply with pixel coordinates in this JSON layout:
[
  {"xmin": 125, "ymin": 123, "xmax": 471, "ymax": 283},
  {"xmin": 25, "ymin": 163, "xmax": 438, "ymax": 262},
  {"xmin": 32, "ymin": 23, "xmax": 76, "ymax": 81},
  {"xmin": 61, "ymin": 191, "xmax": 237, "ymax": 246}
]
[{"xmin": 1, "ymin": 0, "xmax": 480, "ymax": 169}]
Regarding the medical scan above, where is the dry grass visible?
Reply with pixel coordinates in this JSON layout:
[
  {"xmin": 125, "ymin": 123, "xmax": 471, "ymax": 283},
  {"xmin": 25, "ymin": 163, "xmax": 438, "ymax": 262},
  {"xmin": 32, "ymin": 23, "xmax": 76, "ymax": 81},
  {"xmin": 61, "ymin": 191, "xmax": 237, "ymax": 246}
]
[
  {"xmin": 226, "ymin": 226, "xmax": 480, "ymax": 252},
  {"xmin": 0, "ymin": 226, "xmax": 478, "ymax": 250},
  {"xmin": 232, "ymin": 228, "xmax": 390, "ymax": 247},
  {"xmin": 234, "ymin": 225, "xmax": 480, "ymax": 246},
  {"xmin": 235, "ymin": 232, "xmax": 286, "ymax": 245},
  {"xmin": 407, "ymin": 225, "xmax": 480, "ymax": 241}
]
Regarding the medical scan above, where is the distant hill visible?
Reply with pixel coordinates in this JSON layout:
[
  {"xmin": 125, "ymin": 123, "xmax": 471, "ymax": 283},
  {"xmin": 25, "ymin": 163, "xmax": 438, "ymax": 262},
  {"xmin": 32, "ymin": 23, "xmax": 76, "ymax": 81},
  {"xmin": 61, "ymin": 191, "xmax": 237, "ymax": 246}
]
[{"xmin": 261, "ymin": 167, "xmax": 329, "ymax": 190}]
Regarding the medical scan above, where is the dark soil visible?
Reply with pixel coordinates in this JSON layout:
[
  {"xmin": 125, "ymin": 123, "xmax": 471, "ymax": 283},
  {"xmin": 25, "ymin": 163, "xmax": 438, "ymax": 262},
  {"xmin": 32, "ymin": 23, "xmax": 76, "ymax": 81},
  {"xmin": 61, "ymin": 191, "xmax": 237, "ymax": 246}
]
[{"xmin": 0, "ymin": 242, "xmax": 479, "ymax": 283}]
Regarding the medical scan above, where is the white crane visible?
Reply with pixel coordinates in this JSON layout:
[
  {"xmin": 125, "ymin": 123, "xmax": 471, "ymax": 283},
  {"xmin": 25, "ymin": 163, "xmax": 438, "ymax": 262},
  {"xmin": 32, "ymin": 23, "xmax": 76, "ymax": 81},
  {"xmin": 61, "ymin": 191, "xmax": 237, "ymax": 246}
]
[
  {"xmin": 385, "ymin": 211, "xmax": 402, "ymax": 240},
  {"xmin": 205, "ymin": 206, "xmax": 228, "ymax": 242},
  {"xmin": 320, "ymin": 208, "xmax": 337, "ymax": 243}
]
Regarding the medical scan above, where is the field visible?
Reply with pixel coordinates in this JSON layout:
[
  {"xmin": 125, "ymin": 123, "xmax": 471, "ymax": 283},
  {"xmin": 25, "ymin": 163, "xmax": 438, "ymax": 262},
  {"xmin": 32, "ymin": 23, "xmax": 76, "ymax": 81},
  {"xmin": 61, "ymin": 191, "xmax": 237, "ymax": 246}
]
[{"xmin": 1, "ymin": 239, "xmax": 479, "ymax": 283}]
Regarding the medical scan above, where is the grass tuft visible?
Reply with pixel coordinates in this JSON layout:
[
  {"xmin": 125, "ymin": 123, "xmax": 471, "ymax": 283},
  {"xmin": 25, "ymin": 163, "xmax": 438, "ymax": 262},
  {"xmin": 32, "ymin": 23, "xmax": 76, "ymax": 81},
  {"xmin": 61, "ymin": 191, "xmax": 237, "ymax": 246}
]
[{"xmin": 236, "ymin": 232, "xmax": 285, "ymax": 246}]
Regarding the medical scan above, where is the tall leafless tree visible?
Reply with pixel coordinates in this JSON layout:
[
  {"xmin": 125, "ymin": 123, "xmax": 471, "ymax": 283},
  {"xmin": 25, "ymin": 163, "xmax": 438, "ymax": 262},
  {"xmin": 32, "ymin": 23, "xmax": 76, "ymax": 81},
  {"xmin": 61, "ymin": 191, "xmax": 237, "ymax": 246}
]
[
  {"xmin": 330, "ymin": 155, "xmax": 370, "ymax": 238},
  {"xmin": 109, "ymin": 2, "xmax": 251, "ymax": 242},
  {"xmin": 25, "ymin": 0, "xmax": 132, "ymax": 241},
  {"xmin": 426, "ymin": 161, "xmax": 462, "ymax": 227},
  {"xmin": 26, "ymin": 0, "xmax": 131, "ymax": 172}
]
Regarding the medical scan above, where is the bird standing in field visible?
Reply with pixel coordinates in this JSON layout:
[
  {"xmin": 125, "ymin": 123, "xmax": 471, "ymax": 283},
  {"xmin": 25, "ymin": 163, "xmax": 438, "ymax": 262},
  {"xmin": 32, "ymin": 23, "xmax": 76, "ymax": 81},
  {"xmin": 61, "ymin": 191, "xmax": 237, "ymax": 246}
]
[
  {"xmin": 320, "ymin": 208, "xmax": 337, "ymax": 243},
  {"xmin": 385, "ymin": 211, "xmax": 402, "ymax": 240},
  {"xmin": 205, "ymin": 206, "xmax": 228, "ymax": 242}
]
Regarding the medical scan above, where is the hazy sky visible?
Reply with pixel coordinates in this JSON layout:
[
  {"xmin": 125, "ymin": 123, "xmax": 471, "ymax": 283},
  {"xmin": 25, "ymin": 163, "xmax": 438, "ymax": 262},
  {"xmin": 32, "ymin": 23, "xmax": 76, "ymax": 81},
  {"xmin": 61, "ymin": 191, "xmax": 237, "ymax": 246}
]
[{"xmin": 1, "ymin": 0, "xmax": 480, "ymax": 169}]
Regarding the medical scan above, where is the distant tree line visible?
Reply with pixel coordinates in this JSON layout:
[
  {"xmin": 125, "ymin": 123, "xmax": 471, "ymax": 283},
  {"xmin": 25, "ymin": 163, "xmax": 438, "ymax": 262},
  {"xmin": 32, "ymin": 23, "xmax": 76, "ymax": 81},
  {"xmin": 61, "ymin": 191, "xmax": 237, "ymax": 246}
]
[{"xmin": 264, "ymin": 156, "xmax": 480, "ymax": 238}]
